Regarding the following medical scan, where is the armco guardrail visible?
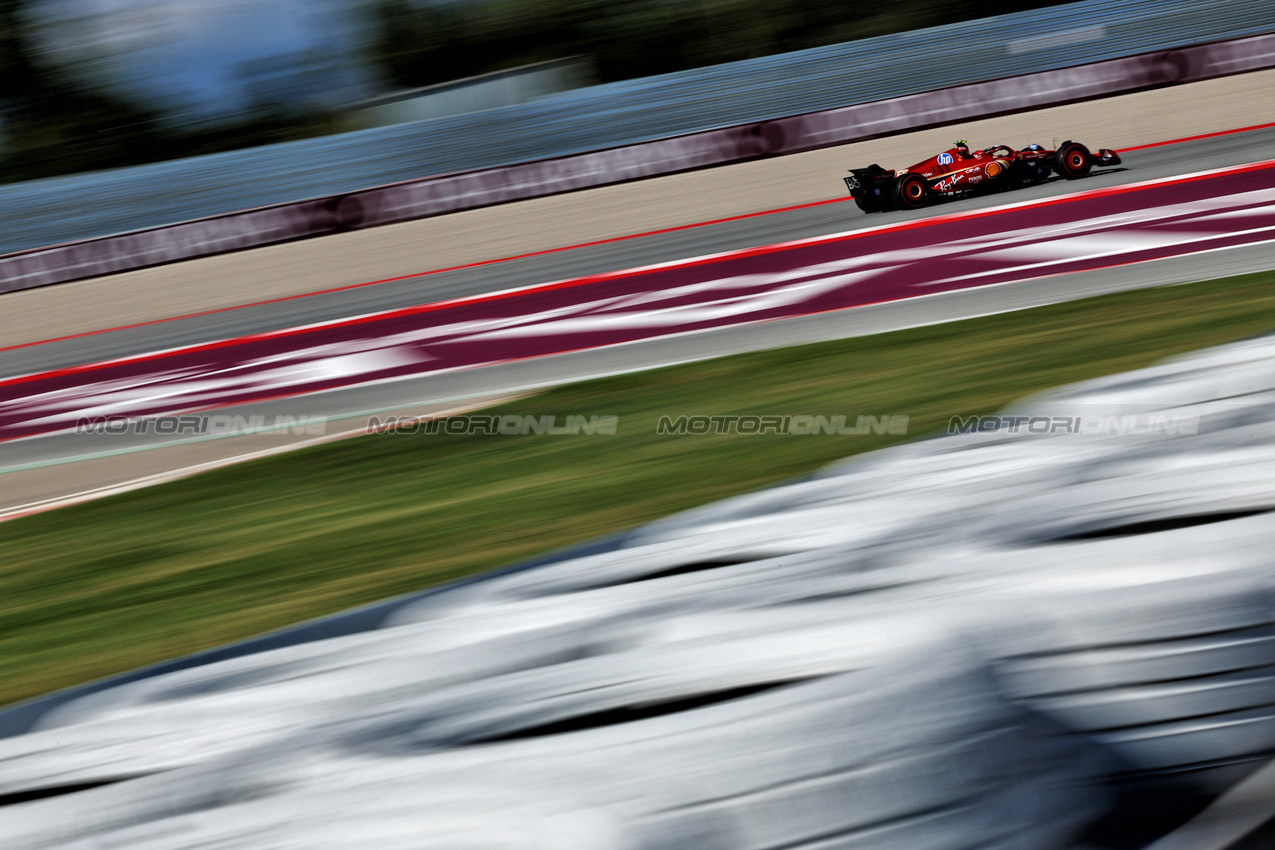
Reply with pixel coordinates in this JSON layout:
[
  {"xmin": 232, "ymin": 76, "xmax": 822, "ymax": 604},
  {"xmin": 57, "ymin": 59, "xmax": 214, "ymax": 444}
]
[{"xmin": 3, "ymin": 31, "xmax": 1272, "ymax": 294}]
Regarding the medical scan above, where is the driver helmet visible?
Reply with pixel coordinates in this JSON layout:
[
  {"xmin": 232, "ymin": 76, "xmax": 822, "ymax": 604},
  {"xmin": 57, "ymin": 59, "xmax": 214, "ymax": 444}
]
[{"xmin": 954, "ymin": 140, "xmax": 971, "ymax": 156}]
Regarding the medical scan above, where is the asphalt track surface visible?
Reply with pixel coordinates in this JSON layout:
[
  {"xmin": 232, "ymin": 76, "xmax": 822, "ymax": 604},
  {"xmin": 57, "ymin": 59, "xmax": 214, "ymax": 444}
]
[
  {"xmin": 6, "ymin": 126, "xmax": 1275, "ymax": 381},
  {"xmin": 5, "ymin": 157, "xmax": 1275, "ymax": 439},
  {"xmin": 3, "ymin": 126, "xmax": 1275, "ymax": 510}
]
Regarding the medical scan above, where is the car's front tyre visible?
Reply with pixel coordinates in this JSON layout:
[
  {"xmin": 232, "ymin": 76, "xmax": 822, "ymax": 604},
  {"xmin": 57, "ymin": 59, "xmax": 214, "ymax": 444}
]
[{"xmin": 1054, "ymin": 142, "xmax": 1093, "ymax": 179}]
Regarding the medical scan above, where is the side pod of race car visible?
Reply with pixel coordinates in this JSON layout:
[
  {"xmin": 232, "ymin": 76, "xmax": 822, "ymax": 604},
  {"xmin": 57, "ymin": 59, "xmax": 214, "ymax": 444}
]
[{"xmin": 845, "ymin": 140, "xmax": 1122, "ymax": 213}]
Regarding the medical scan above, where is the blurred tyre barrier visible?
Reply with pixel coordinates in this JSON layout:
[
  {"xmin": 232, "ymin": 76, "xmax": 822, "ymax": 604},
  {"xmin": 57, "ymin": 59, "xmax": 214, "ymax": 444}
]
[
  {"xmin": 987, "ymin": 563, "xmax": 1275, "ymax": 793},
  {"xmin": 1, "ymin": 31, "xmax": 1273, "ymax": 294},
  {"xmin": 0, "ymin": 640, "xmax": 1113, "ymax": 850}
]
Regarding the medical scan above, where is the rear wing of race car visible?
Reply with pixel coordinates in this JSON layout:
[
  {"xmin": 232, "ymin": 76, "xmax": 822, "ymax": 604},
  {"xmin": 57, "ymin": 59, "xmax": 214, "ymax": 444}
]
[
  {"xmin": 841, "ymin": 164, "xmax": 902, "ymax": 214},
  {"xmin": 845, "ymin": 163, "xmax": 898, "ymax": 212},
  {"xmin": 844, "ymin": 163, "xmax": 894, "ymax": 195}
]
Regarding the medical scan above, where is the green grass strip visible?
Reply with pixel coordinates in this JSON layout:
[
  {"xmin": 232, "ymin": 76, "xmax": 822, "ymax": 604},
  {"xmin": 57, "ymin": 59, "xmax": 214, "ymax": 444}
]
[{"xmin": 3, "ymin": 271, "xmax": 1275, "ymax": 708}]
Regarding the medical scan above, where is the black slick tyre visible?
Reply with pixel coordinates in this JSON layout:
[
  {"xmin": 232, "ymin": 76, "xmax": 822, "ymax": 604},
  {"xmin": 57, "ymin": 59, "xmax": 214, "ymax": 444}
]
[
  {"xmin": 891, "ymin": 172, "xmax": 928, "ymax": 210},
  {"xmin": 1054, "ymin": 142, "xmax": 1092, "ymax": 179}
]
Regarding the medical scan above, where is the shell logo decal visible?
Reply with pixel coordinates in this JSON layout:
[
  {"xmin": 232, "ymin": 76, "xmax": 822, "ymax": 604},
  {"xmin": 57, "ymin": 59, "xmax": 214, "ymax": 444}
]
[{"xmin": 985, "ymin": 160, "xmax": 1005, "ymax": 178}]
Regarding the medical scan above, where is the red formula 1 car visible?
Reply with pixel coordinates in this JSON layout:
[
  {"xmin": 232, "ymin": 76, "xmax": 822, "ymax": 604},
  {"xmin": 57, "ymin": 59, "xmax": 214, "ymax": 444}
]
[{"xmin": 845, "ymin": 140, "xmax": 1121, "ymax": 213}]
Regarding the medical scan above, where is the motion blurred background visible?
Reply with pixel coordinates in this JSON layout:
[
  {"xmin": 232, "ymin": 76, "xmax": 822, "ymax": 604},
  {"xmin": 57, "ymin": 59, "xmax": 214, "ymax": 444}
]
[{"xmin": 0, "ymin": 0, "xmax": 1064, "ymax": 183}]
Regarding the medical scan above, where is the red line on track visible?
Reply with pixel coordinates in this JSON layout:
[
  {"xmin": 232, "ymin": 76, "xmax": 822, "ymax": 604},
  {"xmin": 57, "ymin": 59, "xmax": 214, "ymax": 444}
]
[
  {"xmin": 1115, "ymin": 121, "xmax": 1275, "ymax": 153},
  {"xmin": 0, "ymin": 196, "xmax": 853, "ymax": 355},
  {"xmin": 3, "ymin": 120, "xmax": 1273, "ymax": 359}
]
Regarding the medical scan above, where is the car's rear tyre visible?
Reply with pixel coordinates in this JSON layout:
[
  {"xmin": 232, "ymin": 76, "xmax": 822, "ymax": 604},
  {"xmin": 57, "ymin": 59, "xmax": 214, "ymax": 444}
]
[
  {"xmin": 891, "ymin": 173, "xmax": 929, "ymax": 210},
  {"xmin": 1054, "ymin": 142, "xmax": 1092, "ymax": 180}
]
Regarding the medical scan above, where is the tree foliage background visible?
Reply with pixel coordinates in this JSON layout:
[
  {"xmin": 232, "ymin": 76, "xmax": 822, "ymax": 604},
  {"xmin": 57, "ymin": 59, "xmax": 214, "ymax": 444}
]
[
  {"xmin": 0, "ymin": 0, "xmax": 1070, "ymax": 185},
  {"xmin": 0, "ymin": 0, "xmax": 335, "ymax": 184},
  {"xmin": 366, "ymin": 0, "xmax": 1036, "ymax": 90}
]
